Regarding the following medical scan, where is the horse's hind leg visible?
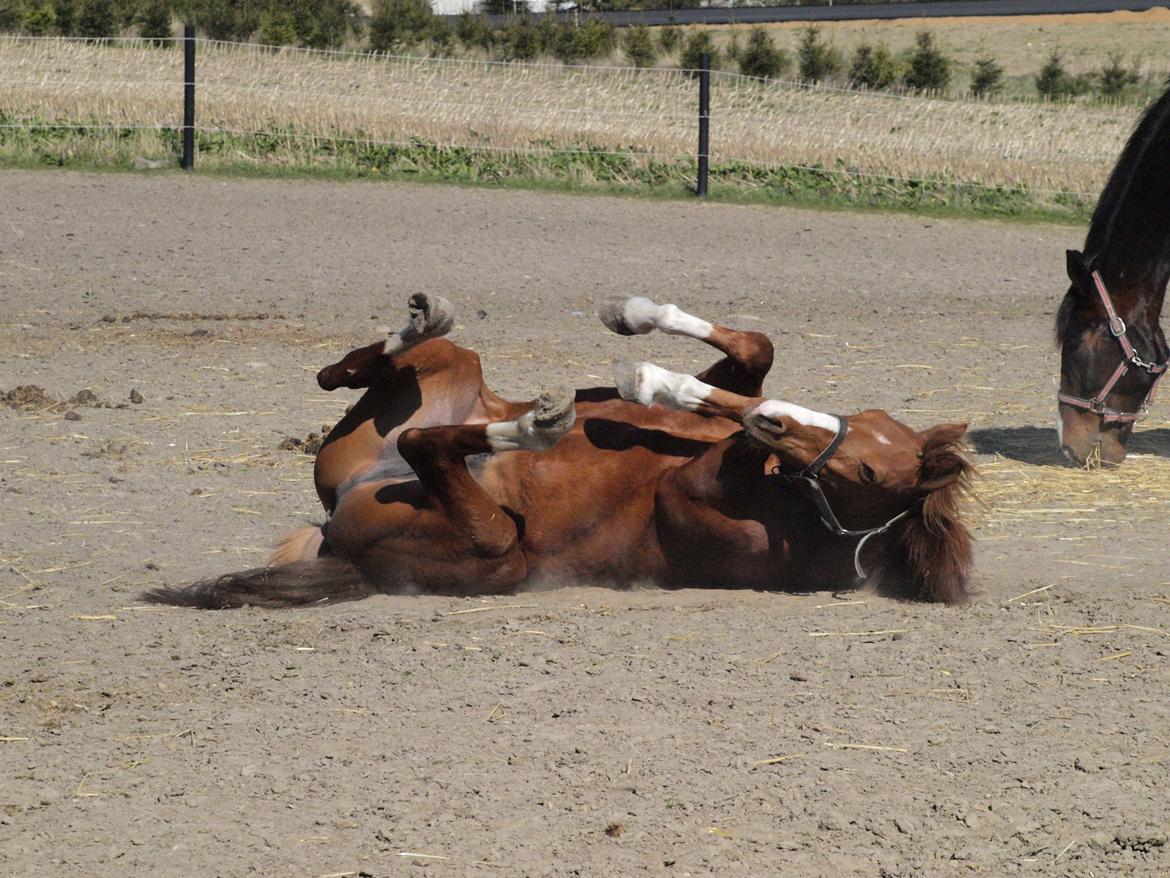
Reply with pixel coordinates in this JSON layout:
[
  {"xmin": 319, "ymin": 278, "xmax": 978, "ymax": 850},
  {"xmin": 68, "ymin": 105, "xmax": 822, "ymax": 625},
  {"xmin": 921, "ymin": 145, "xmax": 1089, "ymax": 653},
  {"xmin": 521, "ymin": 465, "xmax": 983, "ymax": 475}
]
[
  {"xmin": 599, "ymin": 296, "xmax": 773, "ymax": 396},
  {"xmin": 327, "ymin": 391, "xmax": 576, "ymax": 594},
  {"xmin": 316, "ymin": 292, "xmax": 457, "ymax": 391}
]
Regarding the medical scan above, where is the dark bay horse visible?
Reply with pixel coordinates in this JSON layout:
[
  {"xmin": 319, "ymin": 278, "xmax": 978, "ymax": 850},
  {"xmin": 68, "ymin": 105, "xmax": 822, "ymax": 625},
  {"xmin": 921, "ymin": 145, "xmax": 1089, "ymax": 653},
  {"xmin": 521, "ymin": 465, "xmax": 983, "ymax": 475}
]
[
  {"xmin": 148, "ymin": 295, "xmax": 974, "ymax": 608},
  {"xmin": 1056, "ymin": 86, "xmax": 1170, "ymax": 466}
]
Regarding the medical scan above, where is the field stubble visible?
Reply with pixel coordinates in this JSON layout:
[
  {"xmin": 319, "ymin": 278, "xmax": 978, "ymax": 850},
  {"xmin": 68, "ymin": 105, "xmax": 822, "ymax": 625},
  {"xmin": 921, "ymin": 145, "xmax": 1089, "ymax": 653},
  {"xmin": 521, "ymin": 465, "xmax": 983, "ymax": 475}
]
[{"xmin": 0, "ymin": 36, "xmax": 1140, "ymax": 211}]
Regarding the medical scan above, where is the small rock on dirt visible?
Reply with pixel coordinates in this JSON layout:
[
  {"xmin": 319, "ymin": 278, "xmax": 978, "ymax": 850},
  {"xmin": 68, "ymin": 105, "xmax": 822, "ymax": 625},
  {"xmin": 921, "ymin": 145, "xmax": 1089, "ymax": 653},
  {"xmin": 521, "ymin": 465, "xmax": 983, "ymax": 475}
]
[
  {"xmin": 129, "ymin": 389, "xmax": 144, "ymax": 404},
  {"xmin": 64, "ymin": 410, "xmax": 81, "ymax": 421}
]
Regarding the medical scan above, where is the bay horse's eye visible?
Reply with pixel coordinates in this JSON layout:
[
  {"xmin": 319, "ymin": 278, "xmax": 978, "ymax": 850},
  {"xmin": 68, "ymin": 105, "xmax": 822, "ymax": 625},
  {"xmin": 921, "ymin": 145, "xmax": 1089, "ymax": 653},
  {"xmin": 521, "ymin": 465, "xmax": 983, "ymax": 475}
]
[{"xmin": 859, "ymin": 462, "xmax": 877, "ymax": 484}]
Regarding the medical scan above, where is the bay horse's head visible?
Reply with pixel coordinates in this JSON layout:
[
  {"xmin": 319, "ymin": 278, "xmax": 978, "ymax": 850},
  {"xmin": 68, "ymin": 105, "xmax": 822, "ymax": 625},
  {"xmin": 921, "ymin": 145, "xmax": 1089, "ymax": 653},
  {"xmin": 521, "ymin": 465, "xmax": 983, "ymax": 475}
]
[
  {"xmin": 316, "ymin": 338, "xmax": 394, "ymax": 391},
  {"xmin": 1056, "ymin": 250, "xmax": 1169, "ymax": 466},
  {"xmin": 743, "ymin": 402, "xmax": 974, "ymax": 604}
]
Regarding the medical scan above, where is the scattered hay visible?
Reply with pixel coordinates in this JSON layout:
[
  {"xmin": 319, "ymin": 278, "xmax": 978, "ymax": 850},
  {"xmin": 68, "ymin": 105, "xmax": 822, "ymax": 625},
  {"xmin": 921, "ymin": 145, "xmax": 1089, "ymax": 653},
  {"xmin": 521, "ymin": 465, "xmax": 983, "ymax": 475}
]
[{"xmin": 971, "ymin": 450, "xmax": 1170, "ymax": 530}]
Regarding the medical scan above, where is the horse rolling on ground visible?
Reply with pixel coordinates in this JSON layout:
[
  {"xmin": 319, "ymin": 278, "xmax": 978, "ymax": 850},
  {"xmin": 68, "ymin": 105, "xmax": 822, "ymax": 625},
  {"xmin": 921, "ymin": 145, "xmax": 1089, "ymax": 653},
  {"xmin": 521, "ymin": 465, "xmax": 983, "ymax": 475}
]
[
  {"xmin": 147, "ymin": 294, "xmax": 974, "ymax": 609},
  {"xmin": 1056, "ymin": 83, "xmax": 1170, "ymax": 466}
]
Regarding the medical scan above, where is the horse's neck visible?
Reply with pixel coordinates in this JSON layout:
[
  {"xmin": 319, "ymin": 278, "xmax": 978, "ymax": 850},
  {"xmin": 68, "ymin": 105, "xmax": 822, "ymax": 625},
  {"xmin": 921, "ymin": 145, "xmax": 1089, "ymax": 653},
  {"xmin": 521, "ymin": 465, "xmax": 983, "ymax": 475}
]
[{"xmin": 1104, "ymin": 258, "xmax": 1169, "ymax": 322}]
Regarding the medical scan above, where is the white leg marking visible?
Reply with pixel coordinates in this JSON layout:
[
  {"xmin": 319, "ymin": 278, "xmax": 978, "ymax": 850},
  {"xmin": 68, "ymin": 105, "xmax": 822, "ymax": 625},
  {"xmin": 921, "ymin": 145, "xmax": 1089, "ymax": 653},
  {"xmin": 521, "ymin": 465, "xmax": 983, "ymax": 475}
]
[
  {"xmin": 750, "ymin": 400, "xmax": 841, "ymax": 434},
  {"xmin": 617, "ymin": 362, "xmax": 713, "ymax": 411},
  {"xmin": 485, "ymin": 395, "xmax": 575, "ymax": 453},
  {"xmin": 607, "ymin": 297, "xmax": 715, "ymax": 339},
  {"xmin": 654, "ymin": 304, "xmax": 715, "ymax": 339},
  {"xmin": 380, "ymin": 321, "xmax": 415, "ymax": 356}
]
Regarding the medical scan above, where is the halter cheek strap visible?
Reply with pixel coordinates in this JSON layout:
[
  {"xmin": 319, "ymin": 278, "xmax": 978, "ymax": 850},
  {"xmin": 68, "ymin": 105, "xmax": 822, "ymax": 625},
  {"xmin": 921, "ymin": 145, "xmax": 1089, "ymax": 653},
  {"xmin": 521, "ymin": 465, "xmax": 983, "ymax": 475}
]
[
  {"xmin": 1058, "ymin": 271, "xmax": 1169, "ymax": 424},
  {"xmin": 777, "ymin": 416, "xmax": 922, "ymax": 580}
]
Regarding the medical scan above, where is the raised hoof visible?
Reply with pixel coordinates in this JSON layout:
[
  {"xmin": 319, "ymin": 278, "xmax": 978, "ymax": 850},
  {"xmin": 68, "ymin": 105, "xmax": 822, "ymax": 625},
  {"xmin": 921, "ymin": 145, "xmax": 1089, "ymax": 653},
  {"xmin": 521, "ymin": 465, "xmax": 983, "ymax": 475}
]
[
  {"xmin": 407, "ymin": 293, "xmax": 456, "ymax": 339},
  {"xmin": 612, "ymin": 361, "xmax": 643, "ymax": 403},
  {"xmin": 520, "ymin": 388, "xmax": 576, "ymax": 450},
  {"xmin": 599, "ymin": 296, "xmax": 657, "ymax": 336},
  {"xmin": 532, "ymin": 387, "xmax": 576, "ymax": 432}
]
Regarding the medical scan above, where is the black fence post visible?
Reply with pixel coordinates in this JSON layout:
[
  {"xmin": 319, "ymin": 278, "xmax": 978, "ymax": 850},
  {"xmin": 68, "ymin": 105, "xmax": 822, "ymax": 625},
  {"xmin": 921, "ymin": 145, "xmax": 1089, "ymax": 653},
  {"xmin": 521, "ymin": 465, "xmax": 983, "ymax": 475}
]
[
  {"xmin": 697, "ymin": 53, "xmax": 710, "ymax": 199},
  {"xmin": 181, "ymin": 24, "xmax": 195, "ymax": 171}
]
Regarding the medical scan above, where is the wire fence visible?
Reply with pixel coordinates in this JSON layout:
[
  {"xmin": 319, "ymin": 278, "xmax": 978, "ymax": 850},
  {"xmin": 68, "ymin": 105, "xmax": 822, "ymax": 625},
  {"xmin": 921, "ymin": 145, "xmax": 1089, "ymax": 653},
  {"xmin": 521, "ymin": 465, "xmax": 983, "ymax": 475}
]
[{"xmin": 0, "ymin": 34, "xmax": 1139, "ymax": 206}]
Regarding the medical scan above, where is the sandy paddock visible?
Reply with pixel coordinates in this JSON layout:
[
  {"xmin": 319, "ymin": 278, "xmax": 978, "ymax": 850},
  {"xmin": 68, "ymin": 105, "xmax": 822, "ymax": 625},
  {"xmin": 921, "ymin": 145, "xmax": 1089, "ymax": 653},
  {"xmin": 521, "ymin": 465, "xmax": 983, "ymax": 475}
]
[{"xmin": 1, "ymin": 171, "xmax": 1168, "ymax": 876}]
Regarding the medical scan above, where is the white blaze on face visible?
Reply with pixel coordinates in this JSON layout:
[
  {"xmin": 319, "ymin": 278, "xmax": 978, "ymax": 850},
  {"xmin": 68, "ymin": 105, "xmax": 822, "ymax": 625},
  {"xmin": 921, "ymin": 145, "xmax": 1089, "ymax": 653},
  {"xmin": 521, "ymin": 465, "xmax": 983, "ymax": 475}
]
[{"xmin": 750, "ymin": 400, "xmax": 840, "ymax": 434}]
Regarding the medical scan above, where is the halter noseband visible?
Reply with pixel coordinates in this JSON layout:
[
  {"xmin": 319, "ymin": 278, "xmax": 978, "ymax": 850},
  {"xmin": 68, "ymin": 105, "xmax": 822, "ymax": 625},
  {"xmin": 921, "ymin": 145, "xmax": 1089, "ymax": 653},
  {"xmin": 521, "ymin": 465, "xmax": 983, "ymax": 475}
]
[
  {"xmin": 774, "ymin": 415, "xmax": 921, "ymax": 580},
  {"xmin": 1057, "ymin": 271, "xmax": 1168, "ymax": 424}
]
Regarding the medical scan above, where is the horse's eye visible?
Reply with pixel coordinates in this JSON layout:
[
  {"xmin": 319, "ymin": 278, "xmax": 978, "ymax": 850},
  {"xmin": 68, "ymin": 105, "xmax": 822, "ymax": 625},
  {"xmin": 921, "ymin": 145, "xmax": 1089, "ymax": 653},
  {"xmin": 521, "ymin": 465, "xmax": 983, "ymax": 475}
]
[{"xmin": 859, "ymin": 462, "xmax": 877, "ymax": 484}]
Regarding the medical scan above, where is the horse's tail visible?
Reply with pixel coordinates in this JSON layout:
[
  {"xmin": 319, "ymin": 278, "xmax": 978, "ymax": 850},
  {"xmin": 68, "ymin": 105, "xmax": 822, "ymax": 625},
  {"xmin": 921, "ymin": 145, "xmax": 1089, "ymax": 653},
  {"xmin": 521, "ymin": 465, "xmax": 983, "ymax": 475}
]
[{"xmin": 141, "ymin": 558, "xmax": 373, "ymax": 609}]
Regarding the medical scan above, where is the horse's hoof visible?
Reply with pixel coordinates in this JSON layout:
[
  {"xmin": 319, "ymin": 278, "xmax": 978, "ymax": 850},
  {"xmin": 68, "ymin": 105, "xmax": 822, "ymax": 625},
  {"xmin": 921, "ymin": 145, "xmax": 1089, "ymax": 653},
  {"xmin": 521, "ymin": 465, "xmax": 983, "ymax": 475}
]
[
  {"xmin": 407, "ymin": 293, "xmax": 456, "ymax": 338},
  {"xmin": 532, "ymin": 388, "xmax": 576, "ymax": 434},
  {"xmin": 512, "ymin": 389, "xmax": 575, "ymax": 451},
  {"xmin": 599, "ymin": 296, "xmax": 657, "ymax": 336},
  {"xmin": 613, "ymin": 361, "xmax": 642, "ymax": 402}
]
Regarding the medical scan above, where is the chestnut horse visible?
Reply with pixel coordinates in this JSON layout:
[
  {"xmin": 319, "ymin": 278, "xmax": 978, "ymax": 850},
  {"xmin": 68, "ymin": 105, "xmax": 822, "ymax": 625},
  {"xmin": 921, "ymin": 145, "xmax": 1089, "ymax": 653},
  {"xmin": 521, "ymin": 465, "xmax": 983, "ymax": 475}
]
[
  {"xmin": 1057, "ymin": 85, "xmax": 1170, "ymax": 466},
  {"xmin": 147, "ymin": 295, "xmax": 973, "ymax": 608}
]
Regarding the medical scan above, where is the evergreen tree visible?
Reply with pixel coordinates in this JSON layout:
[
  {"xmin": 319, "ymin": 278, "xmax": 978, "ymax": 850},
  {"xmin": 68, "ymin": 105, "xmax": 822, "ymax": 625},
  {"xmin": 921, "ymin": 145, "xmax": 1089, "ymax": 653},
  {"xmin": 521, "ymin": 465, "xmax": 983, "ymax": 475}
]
[
  {"xmin": 138, "ymin": 0, "xmax": 171, "ymax": 44},
  {"xmin": 258, "ymin": 8, "xmax": 295, "ymax": 46},
  {"xmin": 454, "ymin": 10, "xmax": 492, "ymax": 52},
  {"xmin": 0, "ymin": 0, "xmax": 19, "ymax": 31},
  {"xmin": 848, "ymin": 42, "xmax": 897, "ymax": 90},
  {"xmin": 1096, "ymin": 52, "xmax": 1138, "ymax": 99},
  {"xmin": 53, "ymin": 0, "xmax": 79, "ymax": 35},
  {"xmin": 623, "ymin": 24, "xmax": 655, "ymax": 69},
  {"xmin": 1036, "ymin": 50, "xmax": 1087, "ymax": 100},
  {"xmin": 79, "ymin": 0, "xmax": 119, "ymax": 37},
  {"xmin": 369, "ymin": 0, "xmax": 434, "ymax": 52},
  {"xmin": 738, "ymin": 28, "xmax": 786, "ymax": 81},
  {"xmin": 903, "ymin": 31, "xmax": 950, "ymax": 92},
  {"xmin": 797, "ymin": 26, "xmax": 838, "ymax": 83},
  {"xmin": 679, "ymin": 29, "xmax": 719, "ymax": 76},
  {"xmin": 656, "ymin": 21, "xmax": 679, "ymax": 55},
  {"xmin": 970, "ymin": 54, "xmax": 1003, "ymax": 97},
  {"xmin": 22, "ymin": 1, "xmax": 58, "ymax": 34}
]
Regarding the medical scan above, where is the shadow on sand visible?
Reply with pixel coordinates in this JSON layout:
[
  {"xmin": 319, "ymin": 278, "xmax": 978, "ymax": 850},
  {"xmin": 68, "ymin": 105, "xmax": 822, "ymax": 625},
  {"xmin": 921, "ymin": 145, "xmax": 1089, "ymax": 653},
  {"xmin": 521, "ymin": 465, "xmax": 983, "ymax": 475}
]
[{"xmin": 967, "ymin": 425, "xmax": 1170, "ymax": 465}]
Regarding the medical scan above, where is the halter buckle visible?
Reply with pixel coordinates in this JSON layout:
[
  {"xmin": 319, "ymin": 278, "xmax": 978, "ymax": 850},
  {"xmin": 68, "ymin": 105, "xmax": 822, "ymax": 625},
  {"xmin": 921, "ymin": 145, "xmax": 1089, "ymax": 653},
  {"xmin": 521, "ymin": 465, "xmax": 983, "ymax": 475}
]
[
  {"xmin": 1088, "ymin": 397, "xmax": 1107, "ymax": 415},
  {"xmin": 1108, "ymin": 315, "xmax": 1127, "ymax": 337}
]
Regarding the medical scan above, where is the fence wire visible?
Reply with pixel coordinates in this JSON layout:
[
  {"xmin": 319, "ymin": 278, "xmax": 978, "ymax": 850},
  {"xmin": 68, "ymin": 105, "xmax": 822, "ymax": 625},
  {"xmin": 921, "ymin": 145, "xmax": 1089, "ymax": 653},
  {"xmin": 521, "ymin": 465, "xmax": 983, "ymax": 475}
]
[{"xmin": 0, "ymin": 34, "xmax": 1128, "ymax": 200}]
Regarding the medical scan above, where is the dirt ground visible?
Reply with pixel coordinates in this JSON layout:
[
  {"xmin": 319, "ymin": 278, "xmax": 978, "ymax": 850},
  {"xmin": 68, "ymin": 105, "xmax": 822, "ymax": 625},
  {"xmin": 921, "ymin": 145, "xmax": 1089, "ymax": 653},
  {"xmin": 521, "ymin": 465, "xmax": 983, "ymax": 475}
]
[{"xmin": 2, "ymin": 171, "xmax": 1168, "ymax": 876}]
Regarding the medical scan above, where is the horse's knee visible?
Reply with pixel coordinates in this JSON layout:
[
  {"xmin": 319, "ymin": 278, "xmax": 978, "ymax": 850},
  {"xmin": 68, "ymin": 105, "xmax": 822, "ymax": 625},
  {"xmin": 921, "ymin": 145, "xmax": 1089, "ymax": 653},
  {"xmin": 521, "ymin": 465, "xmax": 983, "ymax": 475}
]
[
  {"xmin": 396, "ymin": 426, "xmax": 426, "ymax": 460},
  {"xmin": 733, "ymin": 331, "xmax": 775, "ymax": 376}
]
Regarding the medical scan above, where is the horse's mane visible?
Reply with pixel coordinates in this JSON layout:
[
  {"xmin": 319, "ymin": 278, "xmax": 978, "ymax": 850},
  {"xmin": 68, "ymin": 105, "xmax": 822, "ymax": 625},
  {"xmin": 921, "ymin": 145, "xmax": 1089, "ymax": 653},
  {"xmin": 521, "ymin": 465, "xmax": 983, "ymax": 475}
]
[
  {"xmin": 879, "ymin": 426, "xmax": 975, "ymax": 605},
  {"xmin": 1085, "ymin": 82, "xmax": 1170, "ymax": 273},
  {"xmin": 1058, "ymin": 81, "xmax": 1170, "ymax": 342}
]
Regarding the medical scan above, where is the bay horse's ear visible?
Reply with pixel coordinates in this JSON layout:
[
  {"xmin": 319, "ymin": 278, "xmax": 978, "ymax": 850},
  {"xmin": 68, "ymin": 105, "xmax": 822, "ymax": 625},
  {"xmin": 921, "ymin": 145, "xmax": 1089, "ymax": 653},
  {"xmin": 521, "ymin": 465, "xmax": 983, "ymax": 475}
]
[
  {"xmin": 918, "ymin": 422, "xmax": 969, "ymax": 491},
  {"xmin": 1066, "ymin": 249, "xmax": 1094, "ymax": 292}
]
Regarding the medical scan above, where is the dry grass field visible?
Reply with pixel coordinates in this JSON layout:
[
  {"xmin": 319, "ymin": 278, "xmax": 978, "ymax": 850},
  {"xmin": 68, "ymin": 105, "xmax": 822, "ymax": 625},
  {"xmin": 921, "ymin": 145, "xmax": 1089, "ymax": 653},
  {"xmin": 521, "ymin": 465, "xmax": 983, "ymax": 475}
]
[
  {"xmin": 0, "ymin": 32, "xmax": 1142, "ymax": 199},
  {"xmin": 748, "ymin": 8, "xmax": 1170, "ymax": 79}
]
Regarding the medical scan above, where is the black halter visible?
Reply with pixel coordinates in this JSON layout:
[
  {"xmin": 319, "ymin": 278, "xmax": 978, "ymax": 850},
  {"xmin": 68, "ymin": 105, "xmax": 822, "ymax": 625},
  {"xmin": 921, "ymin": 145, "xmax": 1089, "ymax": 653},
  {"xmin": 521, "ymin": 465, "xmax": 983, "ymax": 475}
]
[{"xmin": 775, "ymin": 416, "xmax": 921, "ymax": 579}]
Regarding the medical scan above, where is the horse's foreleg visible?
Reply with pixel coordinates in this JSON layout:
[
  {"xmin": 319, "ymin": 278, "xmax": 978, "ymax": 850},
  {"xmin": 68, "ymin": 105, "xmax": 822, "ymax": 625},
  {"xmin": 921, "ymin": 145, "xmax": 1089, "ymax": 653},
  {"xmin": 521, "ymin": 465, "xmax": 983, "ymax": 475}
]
[
  {"xmin": 599, "ymin": 296, "xmax": 774, "ymax": 396},
  {"xmin": 326, "ymin": 391, "xmax": 575, "ymax": 595},
  {"xmin": 615, "ymin": 361, "xmax": 764, "ymax": 421},
  {"xmin": 616, "ymin": 362, "xmax": 841, "ymax": 447}
]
